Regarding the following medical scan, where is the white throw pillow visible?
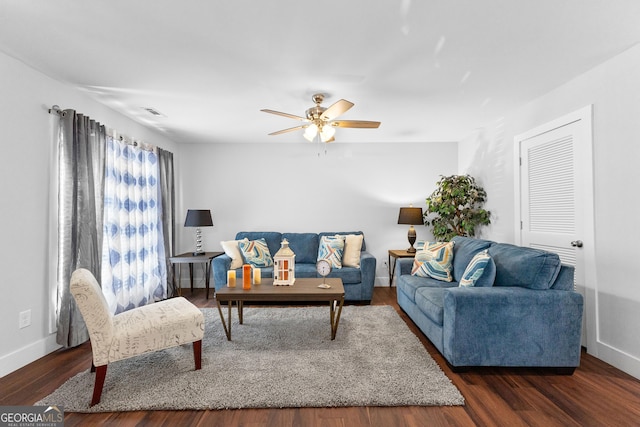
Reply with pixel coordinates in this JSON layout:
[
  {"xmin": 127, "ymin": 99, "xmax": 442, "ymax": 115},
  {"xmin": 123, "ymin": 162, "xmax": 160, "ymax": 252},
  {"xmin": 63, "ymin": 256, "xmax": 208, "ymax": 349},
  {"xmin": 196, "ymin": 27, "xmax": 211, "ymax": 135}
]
[
  {"xmin": 342, "ymin": 234, "xmax": 364, "ymax": 268},
  {"xmin": 221, "ymin": 239, "xmax": 244, "ymax": 269}
]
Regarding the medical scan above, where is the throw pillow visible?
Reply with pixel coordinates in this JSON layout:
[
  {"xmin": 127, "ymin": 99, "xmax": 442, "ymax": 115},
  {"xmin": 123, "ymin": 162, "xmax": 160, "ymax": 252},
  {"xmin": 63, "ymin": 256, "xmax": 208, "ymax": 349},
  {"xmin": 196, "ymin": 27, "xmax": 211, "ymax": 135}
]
[
  {"xmin": 220, "ymin": 239, "xmax": 244, "ymax": 269},
  {"xmin": 459, "ymin": 250, "xmax": 492, "ymax": 287},
  {"xmin": 317, "ymin": 235, "xmax": 345, "ymax": 269},
  {"xmin": 342, "ymin": 234, "xmax": 364, "ymax": 268},
  {"xmin": 238, "ymin": 238, "xmax": 274, "ymax": 267},
  {"xmin": 411, "ymin": 241, "xmax": 455, "ymax": 282}
]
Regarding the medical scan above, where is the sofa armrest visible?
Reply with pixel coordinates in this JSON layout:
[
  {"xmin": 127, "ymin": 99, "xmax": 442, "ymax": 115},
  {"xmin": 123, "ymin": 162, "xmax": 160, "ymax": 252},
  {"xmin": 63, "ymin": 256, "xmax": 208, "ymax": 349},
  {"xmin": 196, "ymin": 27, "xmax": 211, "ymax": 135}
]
[
  {"xmin": 442, "ymin": 287, "xmax": 583, "ymax": 367},
  {"xmin": 358, "ymin": 251, "xmax": 377, "ymax": 301},
  {"xmin": 212, "ymin": 255, "xmax": 232, "ymax": 290},
  {"xmin": 398, "ymin": 258, "xmax": 414, "ymax": 276}
]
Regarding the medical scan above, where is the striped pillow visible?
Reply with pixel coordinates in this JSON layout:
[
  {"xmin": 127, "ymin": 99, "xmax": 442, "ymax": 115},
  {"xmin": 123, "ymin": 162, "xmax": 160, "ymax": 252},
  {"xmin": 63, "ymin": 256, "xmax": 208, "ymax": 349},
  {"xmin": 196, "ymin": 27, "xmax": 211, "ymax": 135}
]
[
  {"xmin": 411, "ymin": 241, "xmax": 455, "ymax": 282},
  {"xmin": 317, "ymin": 235, "xmax": 345, "ymax": 269},
  {"xmin": 459, "ymin": 250, "xmax": 492, "ymax": 287},
  {"xmin": 238, "ymin": 238, "xmax": 274, "ymax": 267}
]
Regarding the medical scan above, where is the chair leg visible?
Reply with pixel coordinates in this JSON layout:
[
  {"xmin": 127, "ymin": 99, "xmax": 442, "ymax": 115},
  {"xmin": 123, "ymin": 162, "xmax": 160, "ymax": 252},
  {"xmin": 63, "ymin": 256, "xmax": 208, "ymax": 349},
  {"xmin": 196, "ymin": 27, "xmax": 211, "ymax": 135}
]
[
  {"xmin": 90, "ymin": 361, "xmax": 96, "ymax": 373},
  {"xmin": 193, "ymin": 340, "xmax": 202, "ymax": 370},
  {"xmin": 91, "ymin": 365, "xmax": 107, "ymax": 406}
]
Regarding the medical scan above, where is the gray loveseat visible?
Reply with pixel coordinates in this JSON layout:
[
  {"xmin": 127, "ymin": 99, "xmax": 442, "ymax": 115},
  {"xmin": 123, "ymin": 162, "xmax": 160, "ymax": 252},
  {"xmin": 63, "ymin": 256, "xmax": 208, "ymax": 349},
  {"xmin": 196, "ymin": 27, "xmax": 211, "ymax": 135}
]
[
  {"xmin": 396, "ymin": 236, "xmax": 583, "ymax": 373},
  {"xmin": 212, "ymin": 231, "xmax": 376, "ymax": 302}
]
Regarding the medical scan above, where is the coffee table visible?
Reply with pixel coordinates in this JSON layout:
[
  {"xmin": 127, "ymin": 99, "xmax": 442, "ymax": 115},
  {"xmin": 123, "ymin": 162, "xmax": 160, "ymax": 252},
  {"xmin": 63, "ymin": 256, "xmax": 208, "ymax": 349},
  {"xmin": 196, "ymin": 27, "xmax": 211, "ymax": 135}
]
[{"xmin": 215, "ymin": 277, "xmax": 345, "ymax": 341}]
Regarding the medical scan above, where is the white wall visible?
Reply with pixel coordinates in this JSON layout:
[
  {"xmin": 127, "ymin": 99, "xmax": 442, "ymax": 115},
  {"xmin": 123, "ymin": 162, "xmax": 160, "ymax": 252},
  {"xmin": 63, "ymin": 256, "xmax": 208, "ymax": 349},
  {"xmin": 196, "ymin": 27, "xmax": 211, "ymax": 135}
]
[
  {"xmin": 0, "ymin": 51, "xmax": 179, "ymax": 377},
  {"xmin": 459, "ymin": 44, "xmax": 640, "ymax": 378},
  {"xmin": 176, "ymin": 142, "xmax": 458, "ymax": 286}
]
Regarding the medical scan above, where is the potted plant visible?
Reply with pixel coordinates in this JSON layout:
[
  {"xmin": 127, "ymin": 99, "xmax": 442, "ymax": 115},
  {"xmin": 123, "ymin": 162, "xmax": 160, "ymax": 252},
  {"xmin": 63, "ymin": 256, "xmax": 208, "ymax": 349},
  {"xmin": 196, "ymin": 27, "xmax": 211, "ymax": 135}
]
[{"xmin": 424, "ymin": 174, "xmax": 491, "ymax": 241}]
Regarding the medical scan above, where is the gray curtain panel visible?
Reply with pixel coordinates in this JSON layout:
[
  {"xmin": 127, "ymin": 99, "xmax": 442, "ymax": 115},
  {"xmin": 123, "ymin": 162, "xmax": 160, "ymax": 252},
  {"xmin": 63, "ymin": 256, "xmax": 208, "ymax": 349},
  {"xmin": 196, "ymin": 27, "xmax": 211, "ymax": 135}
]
[
  {"xmin": 56, "ymin": 110, "xmax": 106, "ymax": 348},
  {"xmin": 158, "ymin": 148, "xmax": 176, "ymax": 297}
]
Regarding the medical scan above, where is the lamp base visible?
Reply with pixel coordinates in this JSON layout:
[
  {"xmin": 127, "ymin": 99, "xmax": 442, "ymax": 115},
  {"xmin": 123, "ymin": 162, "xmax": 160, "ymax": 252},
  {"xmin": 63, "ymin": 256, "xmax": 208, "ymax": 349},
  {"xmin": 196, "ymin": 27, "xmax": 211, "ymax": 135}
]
[
  {"xmin": 193, "ymin": 251, "xmax": 206, "ymax": 256},
  {"xmin": 406, "ymin": 225, "xmax": 417, "ymax": 253}
]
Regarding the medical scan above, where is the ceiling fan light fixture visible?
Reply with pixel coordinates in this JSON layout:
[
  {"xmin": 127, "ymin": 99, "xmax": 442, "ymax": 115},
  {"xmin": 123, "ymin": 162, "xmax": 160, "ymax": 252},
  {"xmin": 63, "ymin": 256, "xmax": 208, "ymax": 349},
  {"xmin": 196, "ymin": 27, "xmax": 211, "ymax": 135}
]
[
  {"xmin": 320, "ymin": 124, "xmax": 335, "ymax": 142},
  {"xmin": 262, "ymin": 93, "xmax": 380, "ymax": 142},
  {"xmin": 303, "ymin": 123, "xmax": 318, "ymax": 142}
]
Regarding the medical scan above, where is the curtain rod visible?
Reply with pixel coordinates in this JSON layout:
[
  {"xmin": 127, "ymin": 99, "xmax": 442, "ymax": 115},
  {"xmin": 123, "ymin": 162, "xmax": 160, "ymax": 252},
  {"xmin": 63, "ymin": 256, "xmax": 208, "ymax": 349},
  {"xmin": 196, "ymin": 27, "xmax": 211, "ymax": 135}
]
[
  {"xmin": 48, "ymin": 105, "xmax": 67, "ymax": 117},
  {"xmin": 48, "ymin": 105, "xmax": 157, "ymax": 152}
]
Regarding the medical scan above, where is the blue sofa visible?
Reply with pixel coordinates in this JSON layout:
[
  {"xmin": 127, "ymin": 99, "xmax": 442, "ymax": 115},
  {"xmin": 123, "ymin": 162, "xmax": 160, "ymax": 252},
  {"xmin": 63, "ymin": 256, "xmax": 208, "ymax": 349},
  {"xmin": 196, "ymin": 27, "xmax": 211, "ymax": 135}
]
[
  {"xmin": 212, "ymin": 231, "xmax": 376, "ymax": 302},
  {"xmin": 396, "ymin": 236, "xmax": 583, "ymax": 373}
]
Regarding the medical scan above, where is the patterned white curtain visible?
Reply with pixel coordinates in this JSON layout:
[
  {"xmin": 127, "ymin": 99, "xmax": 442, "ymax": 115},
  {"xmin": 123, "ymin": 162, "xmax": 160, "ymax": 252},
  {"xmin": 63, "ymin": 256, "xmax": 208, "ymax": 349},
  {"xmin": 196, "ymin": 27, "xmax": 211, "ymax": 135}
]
[{"xmin": 101, "ymin": 136, "xmax": 167, "ymax": 313}]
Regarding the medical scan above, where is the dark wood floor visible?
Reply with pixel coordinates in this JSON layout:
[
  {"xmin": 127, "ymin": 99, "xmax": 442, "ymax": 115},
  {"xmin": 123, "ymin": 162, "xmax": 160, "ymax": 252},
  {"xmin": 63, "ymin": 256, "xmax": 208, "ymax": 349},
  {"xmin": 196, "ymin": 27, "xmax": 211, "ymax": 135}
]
[{"xmin": 2, "ymin": 287, "xmax": 640, "ymax": 426}]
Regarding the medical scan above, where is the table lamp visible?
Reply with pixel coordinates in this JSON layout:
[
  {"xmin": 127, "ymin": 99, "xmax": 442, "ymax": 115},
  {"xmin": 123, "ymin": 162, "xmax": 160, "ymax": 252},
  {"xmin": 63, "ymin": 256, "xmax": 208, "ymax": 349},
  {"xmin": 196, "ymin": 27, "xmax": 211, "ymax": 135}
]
[
  {"xmin": 184, "ymin": 209, "xmax": 213, "ymax": 255},
  {"xmin": 398, "ymin": 206, "xmax": 424, "ymax": 253}
]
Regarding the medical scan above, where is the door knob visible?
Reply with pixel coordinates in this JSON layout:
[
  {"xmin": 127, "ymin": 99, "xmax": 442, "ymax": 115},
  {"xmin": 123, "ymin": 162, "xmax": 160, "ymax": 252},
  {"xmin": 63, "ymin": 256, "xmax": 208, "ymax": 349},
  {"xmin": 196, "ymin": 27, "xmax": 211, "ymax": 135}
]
[{"xmin": 570, "ymin": 240, "xmax": 583, "ymax": 248}]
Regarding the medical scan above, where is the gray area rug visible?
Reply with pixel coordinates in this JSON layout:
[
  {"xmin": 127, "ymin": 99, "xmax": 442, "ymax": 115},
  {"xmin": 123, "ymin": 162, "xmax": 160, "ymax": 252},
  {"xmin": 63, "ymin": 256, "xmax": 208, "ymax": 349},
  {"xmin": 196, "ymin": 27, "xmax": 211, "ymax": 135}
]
[{"xmin": 37, "ymin": 305, "xmax": 464, "ymax": 412}]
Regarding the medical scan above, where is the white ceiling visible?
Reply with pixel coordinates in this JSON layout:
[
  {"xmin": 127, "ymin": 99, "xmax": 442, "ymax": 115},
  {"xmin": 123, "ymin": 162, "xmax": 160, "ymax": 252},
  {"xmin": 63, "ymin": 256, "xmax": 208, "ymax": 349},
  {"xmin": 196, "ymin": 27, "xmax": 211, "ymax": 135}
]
[{"xmin": 1, "ymin": 1, "xmax": 640, "ymax": 144}]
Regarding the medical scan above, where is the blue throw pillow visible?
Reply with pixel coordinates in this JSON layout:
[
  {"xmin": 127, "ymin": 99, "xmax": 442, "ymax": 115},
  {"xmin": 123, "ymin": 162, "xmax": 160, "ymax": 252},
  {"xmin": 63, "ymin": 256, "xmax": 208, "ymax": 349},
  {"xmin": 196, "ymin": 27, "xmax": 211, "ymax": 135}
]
[{"xmin": 459, "ymin": 250, "xmax": 493, "ymax": 287}]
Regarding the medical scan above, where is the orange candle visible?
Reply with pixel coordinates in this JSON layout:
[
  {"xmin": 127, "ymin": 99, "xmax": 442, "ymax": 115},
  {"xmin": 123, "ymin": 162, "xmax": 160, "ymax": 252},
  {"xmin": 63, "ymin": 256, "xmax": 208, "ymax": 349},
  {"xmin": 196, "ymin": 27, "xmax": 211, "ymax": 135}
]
[
  {"xmin": 243, "ymin": 264, "xmax": 251, "ymax": 290},
  {"xmin": 253, "ymin": 267, "xmax": 261, "ymax": 285},
  {"xmin": 227, "ymin": 270, "xmax": 236, "ymax": 287}
]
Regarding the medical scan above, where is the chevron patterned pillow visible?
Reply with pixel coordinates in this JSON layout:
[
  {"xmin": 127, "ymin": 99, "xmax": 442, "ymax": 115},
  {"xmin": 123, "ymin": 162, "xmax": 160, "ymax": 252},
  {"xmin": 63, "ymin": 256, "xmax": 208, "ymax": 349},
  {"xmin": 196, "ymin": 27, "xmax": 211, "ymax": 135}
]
[
  {"xmin": 411, "ymin": 241, "xmax": 455, "ymax": 282},
  {"xmin": 459, "ymin": 249, "xmax": 492, "ymax": 287},
  {"xmin": 239, "ymin": 238, "xmax": 274, "ymax": 267},
  {"xmin": 317, "ymin": 235, "xmax": 346, "ymax": 269}
]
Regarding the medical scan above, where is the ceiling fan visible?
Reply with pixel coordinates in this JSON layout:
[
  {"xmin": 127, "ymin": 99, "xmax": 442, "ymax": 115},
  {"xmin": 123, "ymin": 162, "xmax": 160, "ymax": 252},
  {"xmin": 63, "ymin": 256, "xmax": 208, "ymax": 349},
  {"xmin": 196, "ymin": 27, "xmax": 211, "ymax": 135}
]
[{"xmin": 261, "ymin": 93, "xmax": 380, "ymax": 143}]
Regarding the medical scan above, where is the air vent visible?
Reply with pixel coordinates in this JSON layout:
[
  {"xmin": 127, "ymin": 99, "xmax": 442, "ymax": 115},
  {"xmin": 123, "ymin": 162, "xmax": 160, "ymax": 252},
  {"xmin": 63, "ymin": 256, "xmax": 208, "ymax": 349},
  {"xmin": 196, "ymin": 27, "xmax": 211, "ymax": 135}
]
[{"xmin": 142, "ymin": 107, "xmax": 166, "ymax": 117}]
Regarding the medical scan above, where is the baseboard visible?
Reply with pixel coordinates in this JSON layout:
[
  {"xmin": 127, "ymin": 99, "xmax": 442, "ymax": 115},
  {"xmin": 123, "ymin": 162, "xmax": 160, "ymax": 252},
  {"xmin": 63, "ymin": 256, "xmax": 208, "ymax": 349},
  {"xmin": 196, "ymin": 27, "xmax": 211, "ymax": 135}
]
[
  {"xmin": 0, "ymin": 334, "xmax": 61, "ymax": 378},
  {"xmin": 589, "ymin": 341, "xmax": 640, "ymax": 380}
]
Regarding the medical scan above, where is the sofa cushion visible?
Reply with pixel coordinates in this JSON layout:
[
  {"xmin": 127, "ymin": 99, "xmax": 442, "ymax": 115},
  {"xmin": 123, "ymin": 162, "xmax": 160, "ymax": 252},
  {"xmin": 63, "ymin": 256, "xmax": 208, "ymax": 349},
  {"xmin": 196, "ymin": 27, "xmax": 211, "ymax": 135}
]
[
  {"xmin": 282, "ymin": 233, "xmax": 319, "ymax": 264},
  {"xmin": 238, "ymin": 238, "xmax": 274, "ymax": 267},
  {"xmin": 220, "ymin": 239, "xmax": 243, "ymax": 269},
  {"xmin": 451, "ymin": 236, "xmax": 494, "ymax": 282},
  {"xmin": 488, "ymin": 243, "xmax": 561, "ymax": 290},
  {"xmin": 330, "ymin": 266, "xmax": 361, "ymax": 284},
  {"xmin": 235, "ymin": 232, "xmax": 282, "ymax": 258},
  {"xmin": 459, "ymin": 250, "xmax": 495, "ymax": 287},
  {"xmin": 294, "ymin": 263, "xmax": 318, "ymax": 278},
  {"xmin": 397, "ymin": 274, "xmax": 453, "ymax": 302},
  {"xmin": 319, "ymin": 231, "xmax": 366, "ymax": 251},
  {"xmin": 415, "ymin": 287, "xmax": 447, "ymax": 326},
  {"xmin": 343, "ymin": 234, "xmax": 364, "ymax": 268},
  {"xmin": 317, "ymin": 235, "xmax": 345, "ymax": 268},
  {"xmin": 411, "ymin": 241, "xmax": 454, "ymax": 282}
]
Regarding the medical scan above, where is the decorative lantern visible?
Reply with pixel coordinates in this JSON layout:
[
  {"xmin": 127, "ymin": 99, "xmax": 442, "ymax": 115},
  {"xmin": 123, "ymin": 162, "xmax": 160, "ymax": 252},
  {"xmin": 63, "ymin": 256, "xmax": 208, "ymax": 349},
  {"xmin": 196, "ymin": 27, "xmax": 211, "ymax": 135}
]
[{"xmin": 273, "ymin": 238, "xmax": 296, "ymax": 286}]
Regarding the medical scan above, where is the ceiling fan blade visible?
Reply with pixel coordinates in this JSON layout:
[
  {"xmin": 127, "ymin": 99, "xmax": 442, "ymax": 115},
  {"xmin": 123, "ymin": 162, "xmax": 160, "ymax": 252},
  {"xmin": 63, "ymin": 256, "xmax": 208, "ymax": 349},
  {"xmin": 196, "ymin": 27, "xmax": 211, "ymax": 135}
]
[
  {"xmin": 268, "ymin": 125, "xmax": 308, "ymax": 136},
  {"xmin": 320, "ymin": 99, "xmax": 354, "ymax": 121},
  {"xmin": 332, "ymin": 120, "xmax": 381, "ymax": 128},
  {"xmin": 261, "ymin": 109, "xmax": 308, "ymax": 121}
]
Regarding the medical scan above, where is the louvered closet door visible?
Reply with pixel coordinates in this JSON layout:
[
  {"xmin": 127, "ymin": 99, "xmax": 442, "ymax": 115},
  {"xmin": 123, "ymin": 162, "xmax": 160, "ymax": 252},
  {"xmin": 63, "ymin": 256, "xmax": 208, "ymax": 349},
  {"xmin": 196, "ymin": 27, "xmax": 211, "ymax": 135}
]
[
  {"xmin": 517, "ymin": 106, "xmax": 594, "ymax": 349},
  {"xmin": 520, "ymin": 124, "xmax": 578, "ymax": 268}
]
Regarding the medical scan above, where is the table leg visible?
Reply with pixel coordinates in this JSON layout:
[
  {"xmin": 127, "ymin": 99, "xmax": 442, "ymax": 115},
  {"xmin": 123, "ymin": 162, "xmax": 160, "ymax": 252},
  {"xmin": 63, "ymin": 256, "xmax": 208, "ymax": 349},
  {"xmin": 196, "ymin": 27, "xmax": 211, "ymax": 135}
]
[
  {"xmin": 205, "ymin": 261, "xmax": 211, "ymax": 300},
  {"xmin": 216, "ymin": 299, "xmax": 232, "ymax": 340},
  {"xmin": 238, "ymin": 301, "xmax": 244, "ymax": 324},
  {"xmin": 389, "ymin": 254, "xmax": 398, "ymax": 287},
  {"xmin": 171, "ymin": 264, "xmax": 177, "ymax": 297},
  {"xmin": 177, "ymin": 265, "xmax": 183, "ymax": 296},
  {"xmin": 329, "ymin": 298, "xmax": 344, "ymax": 340},
  {"xmin": 189, "ymin": 263, "xmax": 194, "ymax": 294}
]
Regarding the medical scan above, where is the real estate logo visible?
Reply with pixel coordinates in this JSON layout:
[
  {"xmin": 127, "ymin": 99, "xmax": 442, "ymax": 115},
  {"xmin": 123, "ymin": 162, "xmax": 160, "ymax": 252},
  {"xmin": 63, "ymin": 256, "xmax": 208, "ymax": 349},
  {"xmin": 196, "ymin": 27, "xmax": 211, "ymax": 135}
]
[{"xmin": 0, "ymin": 406, "xmax": 64, "ymax": 427}]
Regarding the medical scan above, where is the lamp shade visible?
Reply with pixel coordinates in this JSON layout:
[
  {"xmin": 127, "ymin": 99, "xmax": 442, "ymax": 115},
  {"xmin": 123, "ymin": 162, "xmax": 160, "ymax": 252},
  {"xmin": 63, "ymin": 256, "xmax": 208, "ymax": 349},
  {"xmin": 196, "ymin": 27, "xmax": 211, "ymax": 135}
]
[
  {"xmin": 184, "ymin": 209, "xmax": 213, "ymax": 227},
  {"xmin": 398, "ymin": 207, "xmax": 423, "ymax": 225}
]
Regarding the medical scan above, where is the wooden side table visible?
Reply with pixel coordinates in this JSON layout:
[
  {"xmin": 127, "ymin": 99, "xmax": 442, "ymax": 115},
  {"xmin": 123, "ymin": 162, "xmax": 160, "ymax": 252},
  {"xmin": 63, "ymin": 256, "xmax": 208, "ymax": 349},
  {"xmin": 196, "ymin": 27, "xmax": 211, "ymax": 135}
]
[
  {"xmin": 169, "ymin": 251, "xmax": 223, "ymax": 299},
  {"xmin": 388, "ymin": 249, "xmax": 416, "ymax": 287}
]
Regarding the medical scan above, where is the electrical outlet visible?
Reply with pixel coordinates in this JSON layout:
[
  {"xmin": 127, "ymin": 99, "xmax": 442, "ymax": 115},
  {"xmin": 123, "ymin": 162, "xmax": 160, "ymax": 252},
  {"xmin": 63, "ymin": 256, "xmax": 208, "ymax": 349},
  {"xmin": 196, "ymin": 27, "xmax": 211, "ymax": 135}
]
[{"xmin": 19, "ymin": 309, "xmax": 31, "ymax": 329}]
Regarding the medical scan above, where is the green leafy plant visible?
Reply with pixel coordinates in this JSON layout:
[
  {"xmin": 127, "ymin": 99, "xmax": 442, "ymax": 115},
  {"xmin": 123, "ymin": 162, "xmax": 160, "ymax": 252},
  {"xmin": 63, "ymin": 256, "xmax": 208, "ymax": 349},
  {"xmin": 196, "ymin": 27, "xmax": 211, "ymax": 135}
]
[{"xmin": 424, "ymin": 174, "xmax": 491, "ymax": 241}]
